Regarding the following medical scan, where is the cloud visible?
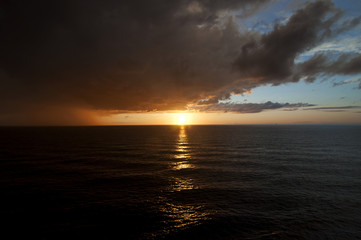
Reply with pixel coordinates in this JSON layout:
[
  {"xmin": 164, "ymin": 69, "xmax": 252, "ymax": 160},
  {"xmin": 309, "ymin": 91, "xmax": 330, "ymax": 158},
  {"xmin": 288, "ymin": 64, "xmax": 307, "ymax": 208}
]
[
  {"xmin": 0, "ymin": 0, "xmax": 272, "ymax": 113},
  {"xmin": 233, "ymin": 0, "xmax": 361, "ymax": 86},
  {"xmin": 301, "ymin": 37, "xmax": 361, "ymax": 56},
  {"xmin": 0, "ymin": 0, "xmax": 361, "ymax": 124},
  {"xmin": 294, "ymin": 53, "xmax": 361, "ymax": 82},
  {"xmin": 333, "ymin": 77, "xmax": 361, "ymax": 89},
  {"xmin": 305, "ymin": 105, "xmax": 361, "ymax": 112},
  {"xmin": 189, "ymin": 101, "xmax": 314, "ymax": 113},
  {"xmin": 234, "ymin": 0, "xmax": 341, "ymax": 83}
]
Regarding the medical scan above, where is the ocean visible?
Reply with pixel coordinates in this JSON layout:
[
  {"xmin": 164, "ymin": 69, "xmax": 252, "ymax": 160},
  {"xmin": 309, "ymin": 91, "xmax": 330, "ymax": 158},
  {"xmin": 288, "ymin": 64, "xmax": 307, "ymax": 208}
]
[{"xmin": 0, "ymin": 125, "xmax": 360, "ymax": 239}]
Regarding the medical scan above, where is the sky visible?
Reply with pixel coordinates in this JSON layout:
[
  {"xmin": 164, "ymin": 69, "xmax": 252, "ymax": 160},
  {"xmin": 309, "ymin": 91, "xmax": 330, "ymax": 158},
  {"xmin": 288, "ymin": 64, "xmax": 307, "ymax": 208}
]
[{"xmin": 0, "ymin": 0, "xmax": 361, "ymax": 125}]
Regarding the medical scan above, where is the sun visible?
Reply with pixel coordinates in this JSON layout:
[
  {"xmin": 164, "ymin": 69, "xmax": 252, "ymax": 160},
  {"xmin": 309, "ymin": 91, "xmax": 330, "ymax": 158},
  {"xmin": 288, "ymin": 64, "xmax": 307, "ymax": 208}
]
[{"xmin": 178, "ymin": 115, "xmax": 187, "ymax": 125}]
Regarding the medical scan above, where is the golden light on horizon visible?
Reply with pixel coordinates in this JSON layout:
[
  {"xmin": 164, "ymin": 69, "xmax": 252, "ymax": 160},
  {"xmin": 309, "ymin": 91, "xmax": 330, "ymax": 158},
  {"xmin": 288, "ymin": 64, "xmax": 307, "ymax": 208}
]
[
  {"xmin": 97, "ymin": 109, "xmax": 361, "ymax": 126},
  {"xmin": 177, "ymin": 114, "xmax": 187, "ymax": 125}
]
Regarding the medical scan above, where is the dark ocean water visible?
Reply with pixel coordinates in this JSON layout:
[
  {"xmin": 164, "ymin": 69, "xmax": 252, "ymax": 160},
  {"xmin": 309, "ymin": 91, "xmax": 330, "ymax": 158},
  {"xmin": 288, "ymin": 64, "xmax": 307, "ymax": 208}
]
[{"xmin": 1, "ymin": 125, "xmax": 361, "ymax": 239}]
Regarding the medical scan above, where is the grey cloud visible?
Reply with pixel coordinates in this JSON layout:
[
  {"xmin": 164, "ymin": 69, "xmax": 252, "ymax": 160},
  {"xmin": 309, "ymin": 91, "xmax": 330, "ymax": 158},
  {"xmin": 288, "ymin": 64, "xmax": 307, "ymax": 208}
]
[
  {"xmin": 335, "ymin": 16, "xmax": 361, "ymax": 35},
  {"xmin": 189, "ymin": 101, "xmax": 315, "ymax": 113},
  {"xmin": 294, "ymin": 53, "xmax": 361, "ymax": 82},
  {"xmin": 233, "ymin": 0, "xmax": 361, "ymax": 87},
  {"xmin": 330, "ymin": 54, "xmax": 361, "ymax": 75},
  {"xmin": 305, "ymin": 106, "xmax": 361, "ymax": 112},
  {"xmin": 0, "ymin": 0, "xmax": 361, "ymax": 124},
  {"xmin": 202, "ymin": 0, "xmax": 361, "ymax": 103},
  {"xmin": 1, "ymin": 0, "xmax": 272, "ymax": 114},
  {"xmin": 233, "ymin": 0, "xmax": 341, "ymax": 83},
  {"xmin": 333, "ymin": 77, "xmax": 361, "ymax": 89}
]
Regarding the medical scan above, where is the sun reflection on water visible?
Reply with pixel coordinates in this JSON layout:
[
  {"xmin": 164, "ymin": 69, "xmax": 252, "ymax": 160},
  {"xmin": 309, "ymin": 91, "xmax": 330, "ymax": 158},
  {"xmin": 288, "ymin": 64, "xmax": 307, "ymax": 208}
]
[
  {"xmin": 172, "ymin": 161, "xmax": 193, "ymax": 170},
  {"xmin": 157, "ymin": 125, "xmax": 213, "ymax": 234},
  {"xmin": 159, "ymin": 201, "xmax": 211, "ymax": 230},
  {"xmin": 169, "ymin": 177, "xmax": 197, "ymax": 192},
  {"xmin": 153, "ymin": 125, "xmax": 212, "ymax": 235},
  {"xmin": 171, "ymin": 125, "xmax": 195, "ymax": 170}
]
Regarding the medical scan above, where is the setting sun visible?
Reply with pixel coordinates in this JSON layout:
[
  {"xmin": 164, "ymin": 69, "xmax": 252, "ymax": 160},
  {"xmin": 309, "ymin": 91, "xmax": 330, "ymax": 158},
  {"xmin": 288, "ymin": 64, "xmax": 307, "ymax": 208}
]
[{"xmin": 178, "ymin": 115, "xmax": 187, "ymax": 125}]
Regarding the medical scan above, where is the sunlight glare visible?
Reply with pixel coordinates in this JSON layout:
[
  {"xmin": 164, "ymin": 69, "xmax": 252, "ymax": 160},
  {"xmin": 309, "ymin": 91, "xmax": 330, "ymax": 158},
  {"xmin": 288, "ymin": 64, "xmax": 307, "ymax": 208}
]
[{"xmin": 178, "ymin": 115, "xmax": 187, "ymax": 125}]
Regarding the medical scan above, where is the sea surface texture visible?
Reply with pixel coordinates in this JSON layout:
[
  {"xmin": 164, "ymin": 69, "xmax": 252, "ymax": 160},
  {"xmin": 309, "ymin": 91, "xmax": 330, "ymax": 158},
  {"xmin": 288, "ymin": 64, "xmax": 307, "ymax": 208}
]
[{"xmin": 1, "ymin": 125, "xmax": 361, "ymax": 239}]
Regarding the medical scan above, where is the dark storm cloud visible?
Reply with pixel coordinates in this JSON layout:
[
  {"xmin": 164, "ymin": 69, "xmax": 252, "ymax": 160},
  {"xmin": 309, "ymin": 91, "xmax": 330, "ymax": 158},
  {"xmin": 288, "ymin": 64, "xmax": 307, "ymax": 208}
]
[
  {"xmin": 233, "ymin": 0, "xmax": 361, "ymax": 85},
  {"xmin": 193, "ymin": 0, "xmax": 361, "ymax": 103},
  {"xmin": 234, "ymin": 0, "xmax": 338, "ymax": 82},
  {"xmin": 189, "ymin": 101, "xmax": 314, "ymax": 113},
  {"xmin": 0, "ymin": 0, "xmax": 271, "ymax": 112},
  {"xmin": 294, "ymin": 53, "xmax": 361, "ymax": 82},
  {"xmin": 0, "ymin": 0, "xmax": 360, "ymax": 124}
]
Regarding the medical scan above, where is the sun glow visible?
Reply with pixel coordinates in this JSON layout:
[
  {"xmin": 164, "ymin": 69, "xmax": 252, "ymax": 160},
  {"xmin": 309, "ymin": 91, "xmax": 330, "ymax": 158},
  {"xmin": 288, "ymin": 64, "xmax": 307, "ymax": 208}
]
[{"xmin": 178, "ymin": 115, "xmax": 187, "ymax": 125}]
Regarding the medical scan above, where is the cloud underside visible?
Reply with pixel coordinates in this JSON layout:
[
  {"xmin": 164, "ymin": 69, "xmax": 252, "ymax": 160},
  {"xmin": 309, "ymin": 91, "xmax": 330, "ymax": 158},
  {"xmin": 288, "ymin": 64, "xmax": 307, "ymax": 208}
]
[
  {"xmin": 305, "ymin": 105, "xmax": 361, "ymax": 112},
  {"xmin": 1, "ymin": 0, "xmax": 361, "ymax": 122},
  {"xmin": 189, "ymin": 101, "xmax": 315, "ymax": 113},
  {"xmin": 333, "ymin": 77, "xmax": 361, "ymax": 89}
]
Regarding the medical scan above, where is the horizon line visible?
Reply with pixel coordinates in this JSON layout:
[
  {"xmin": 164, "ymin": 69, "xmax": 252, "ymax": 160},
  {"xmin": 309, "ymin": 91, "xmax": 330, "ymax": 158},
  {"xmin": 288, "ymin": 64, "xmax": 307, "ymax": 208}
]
[{"xmin": 1, "ymin": 123, "xmax": 361, "ymax": 127}]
